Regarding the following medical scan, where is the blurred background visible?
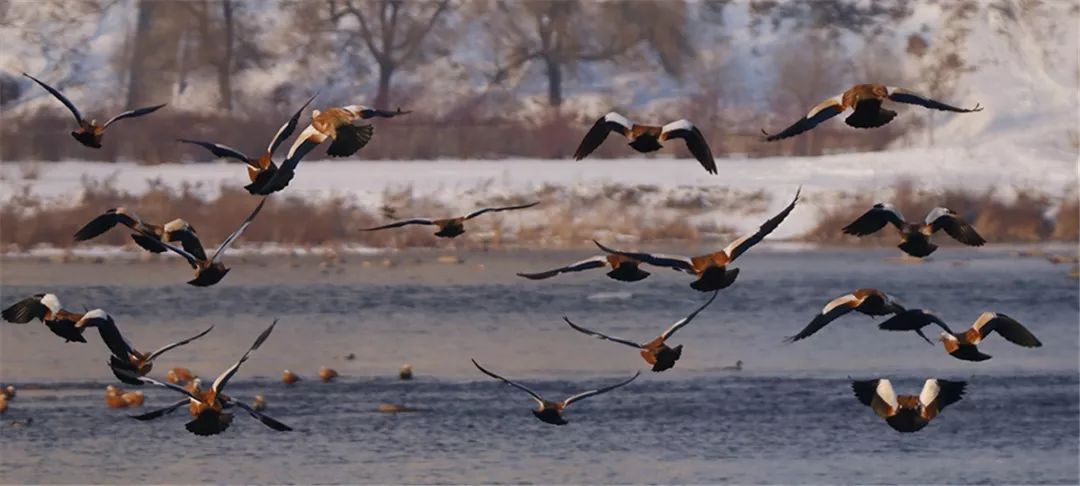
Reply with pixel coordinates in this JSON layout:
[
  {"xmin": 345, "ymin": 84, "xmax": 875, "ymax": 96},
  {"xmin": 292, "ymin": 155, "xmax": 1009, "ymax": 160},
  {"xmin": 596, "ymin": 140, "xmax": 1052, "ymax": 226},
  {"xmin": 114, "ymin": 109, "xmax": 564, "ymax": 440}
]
[{"xmin": 0, "ymin": 0, "xmax": 1076, "ymax": 251}]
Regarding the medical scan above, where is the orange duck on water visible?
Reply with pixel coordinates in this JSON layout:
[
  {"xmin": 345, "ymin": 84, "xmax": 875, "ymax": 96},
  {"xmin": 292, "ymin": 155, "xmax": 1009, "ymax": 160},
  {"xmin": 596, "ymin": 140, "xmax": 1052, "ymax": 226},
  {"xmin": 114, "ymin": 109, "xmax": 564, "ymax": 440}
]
[
  {"xmin": 151, "ymin": 198, "xmax": 267, "ymax": 286},
  {"xmin": 878, "ymin": 310, "xmax": 1042, "ymax": 362},
  {"xmin": 471, "ymin": 359, "xmax": 638, "ymax": 426},
  {"xmin": 843, "ymin": 204, "xmax": 985, "ymax": 258},
  {"xmin": 594, "ymin": 188, "xmax": 800, "ymax": 292},
  {"xmin": 517, "ymin": 254, "xmax": 650, "ymax": 282},
  {"xmin": 23, "ymin": 73, "xmax": 166, "ymax": 148},
  {"xmin": 3, "ymin": 294, "xmax": 97, "ymax": 343},
  {"xmin": 282, "ymin": 370, "xmax": 301, "ymax": 385},
  {"xmin": 126, "ymin": 321, "xmax": 291, "ymax": 436},
  {"xmin": 574, "ymin": 112, "xmax": 717, "ymax": 175},
  {"xmin": 180, "ymin": 93, "xmax": 318, "ymax": 195},
  {"xmin": 852, "ymin": 378, "xmax": 966, "ymax": 433},
  {"xmin": 785, "ymin": 288, "xmax": 916, "ymax": 343},
  {"xmin": 73, "ymin": 310, "xmax": 212, "ymax": 386},
  {"xmin": 319, "ymin": 367, "xmax": 338, "ymax": 383},
  {"xmin": 263, "ymin": 105, "xmax": 411, "ymax": 193},
  {"xmin": 762, "ymin": 84, "xmax": 982, "ymax": 141},
  {"xmin": 360, "ymin": 202, "xmax": 540, "ymax": 239},
  {"xmin": 563, "ymin": 290, "xmax": 717, "ymax": 372},
  {"xmin": 73, "ymin": 208, "xmax": 205, "ymax": 260},
  {"xmin": 105, "ymin": 385, "xmax": 144, "ymax": 409}
]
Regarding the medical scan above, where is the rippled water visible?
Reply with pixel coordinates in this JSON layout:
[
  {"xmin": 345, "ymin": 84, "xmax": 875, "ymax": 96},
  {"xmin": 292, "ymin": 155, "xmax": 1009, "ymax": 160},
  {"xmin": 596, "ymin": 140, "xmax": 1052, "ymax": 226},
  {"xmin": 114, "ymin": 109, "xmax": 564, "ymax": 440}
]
[{"xmin": 1, "ymin": 248, "xmax": 1077, "ymax": 483}]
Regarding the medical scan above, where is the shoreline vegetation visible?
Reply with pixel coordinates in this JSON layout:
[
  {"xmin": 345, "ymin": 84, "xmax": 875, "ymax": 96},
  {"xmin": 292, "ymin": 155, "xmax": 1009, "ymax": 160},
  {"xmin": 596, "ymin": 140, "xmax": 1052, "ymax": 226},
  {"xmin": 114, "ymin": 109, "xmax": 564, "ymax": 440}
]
[{"xmin": 1, "ymin": 177, "xmax": 1075, "ymax": 254}]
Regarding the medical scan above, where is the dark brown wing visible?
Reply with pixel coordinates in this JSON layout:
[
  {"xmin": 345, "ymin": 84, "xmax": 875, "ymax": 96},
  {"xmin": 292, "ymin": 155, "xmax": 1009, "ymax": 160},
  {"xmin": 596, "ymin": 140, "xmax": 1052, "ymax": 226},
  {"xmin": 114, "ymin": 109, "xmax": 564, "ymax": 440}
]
[
  {"xmin": 23, "ymin": 73, "xmax": 83, "ymax": 123},
  {"xmin": 2, "ymin": 295, "xmax": 49, "ymax": 323},
  {"xmin": 517, "ymin": 256, "xmax": 608, "ymax": 280},
  {"xmin": 73, "ymin": 211, "xmax": 142, "ymax": 241},
  {"xmin": 722, "ymin": 187, "xmax": 800, "ymax": 262},
  {"xmin": 574, "ymin": 112, "xmax": 632, "ymax": 160},
  {"xmin": 268, "ymin": 92, "xmax": 319, "ymax": 156},
  {"xmin": 926, "ymin": 207, "xmax": 985, "ymax": 246},
  {"xmin": 660, "ymin": 120, "xmax": 716, "ymax": 174},
  {"xmin": 970, "ymin": 312, "xmax": 1042, "ymax": 347},
  {"xmin": 785, "ymin": 293, "xmax": 858, "ymax": 343},
  {"xmin": 178, "ymin": 139, "xmax": 252, "ymax": 166},
  {"xmin": 887, "ymin": 88, "xmax": 982, "ymax": 113},
  {"xmin": 359, "ymin": 218, "xmax": 437, "ymax": 231},
  {"xmin": 842, "ymin": 203, "xmax": 906, "ymax": 236},
  {"xmin": 326, "ymin": 124, "xmax": 374, "ymax": 157},
  {"xmin": 102, "ymin": 104, "xmax": 167, "ymax": 129},
  {"xmin": 762, "ymin": 96, "xmax": 844, "ymax": 141},
  {"xmin": 919, "ymin": 378, "xmax": 966, "ymax": 420},
  {"xmin": 464, "ymin": 202, "xmax": 540, "ymax": 220}
]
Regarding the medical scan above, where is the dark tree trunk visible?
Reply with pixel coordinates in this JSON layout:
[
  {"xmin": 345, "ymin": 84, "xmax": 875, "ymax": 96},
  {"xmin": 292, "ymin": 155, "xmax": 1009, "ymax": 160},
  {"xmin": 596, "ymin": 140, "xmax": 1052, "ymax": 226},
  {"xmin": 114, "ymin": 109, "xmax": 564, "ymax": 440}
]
[
  {"xmin": 218, "ymin": 0, "xmax": 235, "ymax": 111},
  {"xmin": 126, "ymin": 0, "xmax": 158, "ymax": 107},
  {"xmin": 376, "ymin": 64, "xmax": 393, "ymax": 108},
  {"xmin": 545, "ymin": 56, "xmax": 562, "ymax": 107}
]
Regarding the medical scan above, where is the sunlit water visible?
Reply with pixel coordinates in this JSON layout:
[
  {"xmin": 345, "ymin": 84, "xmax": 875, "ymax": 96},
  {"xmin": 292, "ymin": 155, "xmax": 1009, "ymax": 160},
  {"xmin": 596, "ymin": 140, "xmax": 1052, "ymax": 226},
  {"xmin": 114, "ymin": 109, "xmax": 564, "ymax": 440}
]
[{"xmin": 1, "ymin": 248, "xmax": 1077, "ymax": 483}]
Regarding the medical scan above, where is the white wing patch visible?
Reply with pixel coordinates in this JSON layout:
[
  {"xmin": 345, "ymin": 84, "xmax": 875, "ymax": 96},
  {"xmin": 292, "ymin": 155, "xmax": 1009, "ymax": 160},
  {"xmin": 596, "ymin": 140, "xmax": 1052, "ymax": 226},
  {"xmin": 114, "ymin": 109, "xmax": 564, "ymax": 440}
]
[
  {"xmin": 603, "ymin": 112, "xmax": 633, "ymax": 130},
  {"xmin": 806, "ymin": 95, "xmax": 844, "ymax": 118},
  {"xmin": 919, "ymin": 379, "xmax": 941, "ymax": 407},
  {"xmin": 661, "ymin": 119, "xmax": 694, "ymax": 134},
  {"xmin": 40, "ymin": 294, "xmax": 62, "ymax": 313},
  {"xmin": 163, "ymin": 219, "xmax": 191, "ymax": 233},
  {"xmin": 822, "ymin": 294, "xmax": 857, "ymax": 314},
  {"xmin": 83, "ymin": 308, "xmax": 108, "ymax": 320},
  {"xmin": 970, "ymin": 311, "xmax": 999, "ymax": 331},
  {"xmin": 876, "ymin": 379, "xmax": 899, "ymax": 410},
  {"xmin": 924, "ymin": 207, "xmax": 952, "ymax": 224}
]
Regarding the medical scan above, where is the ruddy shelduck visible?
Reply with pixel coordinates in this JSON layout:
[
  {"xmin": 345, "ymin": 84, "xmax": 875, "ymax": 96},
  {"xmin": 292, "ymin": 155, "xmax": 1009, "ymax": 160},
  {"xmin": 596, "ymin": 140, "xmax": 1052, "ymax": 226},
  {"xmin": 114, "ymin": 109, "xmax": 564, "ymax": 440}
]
[
  {"xmin": 74, "ymin": 208, "xmax": 205, "ymax": 260},
  {"xmin": 127, "ymin": 320, "xmax": 291, "ymax": 436},
  {"xmin": 73, "ymin": 310, "xmax": 212, "ymax": 385},
  {"xmin": 2, "ymin": 294, "xmax": 97, "ymax": 343},
  {"xmin": 564, "ymin": 290, "xmax": 717, "ymax": 372},
  {"xmin": 360, "ymin": 202, "xmax": 540, "ymax": 239},
  {"xmin": 878, "ymin": 310, "xmax": 1042, "ymax": 361},
  {"xmin": 151, "ymin": 198, "xmax": 267, "ymax": 286},
  {"xmin": 763, "ymin": 84, "xmax": 982, "ymax": 141},
  {"xmin": 594, "ymin": 188, "xmax": 800, "ymax": 291},
  {"xmin": 852, "ymin": 378, "xmax": 966, "ymax": 432},
  {"xmin": 574, "ymin": 112, "xmax": 717, "ymax": 174},
  {"xmin": 23, "ymin": 73, "xmax": 166, "ymax": 148},
  {"xmin": 517, "ymin": 254, "xmax": 650, "ymax": 282},
  {"xmin": 786, "ymin": 288, "xmax": 916, "ymax": 343},
  {"xmin": 843, "ymin": 204, "xmax": 985, "ymax": 258},
  {"xmin": 471, "ymin": 359, "xmax": 639, "ymax": 425}
]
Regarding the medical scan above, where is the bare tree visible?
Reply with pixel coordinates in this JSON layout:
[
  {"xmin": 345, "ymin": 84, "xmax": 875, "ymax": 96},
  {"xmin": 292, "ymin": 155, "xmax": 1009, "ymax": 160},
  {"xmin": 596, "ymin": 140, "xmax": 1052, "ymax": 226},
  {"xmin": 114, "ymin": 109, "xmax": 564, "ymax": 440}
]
[{"xmin": 326, "ymin": 0, "xmax": 452, "ymax": 108}]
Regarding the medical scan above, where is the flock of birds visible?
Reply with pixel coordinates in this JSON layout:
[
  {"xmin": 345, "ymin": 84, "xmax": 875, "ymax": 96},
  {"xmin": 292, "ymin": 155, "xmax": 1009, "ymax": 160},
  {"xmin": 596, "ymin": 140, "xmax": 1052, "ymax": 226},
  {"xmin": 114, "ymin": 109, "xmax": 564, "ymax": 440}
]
[{"xmin": 1, "ymin": 74, "xmax": 1042, "ymax": 434}]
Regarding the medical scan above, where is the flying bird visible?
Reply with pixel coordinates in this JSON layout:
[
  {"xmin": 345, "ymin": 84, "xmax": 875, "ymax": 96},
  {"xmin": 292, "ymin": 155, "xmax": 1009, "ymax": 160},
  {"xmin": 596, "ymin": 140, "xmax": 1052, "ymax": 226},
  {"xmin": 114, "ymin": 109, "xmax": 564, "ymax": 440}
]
[
  {"xmin": 852, "ymin": 378, "xmax": 966, "ymax": 432},
  {"xmin": 517, "ymin": 254, "xmax": 650, "ymax": 282},
  {"xmin": 126, "ymin": 320, "xmax": 291, "ymax": 436},
  {"xmin": 179, "ymin": 93, "xmax": 318, "ymax": 195},
  {"xmin": 762, "ymin": 84, "xmax": 982, "ymax": 141},
  {"xmin": 73, "ymin": 310, "xmax": 213, "ymax": 386},
  {"xmin": 878, "ymin": 310, "xmax": 1042, "ymax": 361},
  {"xmin": 2, "ymin": 294, "xmax": 94, "ymax": 343},
  {"xmin": 73, "ymin": 208, "xmax": 205, "ymax": 260},
  {"xmin": 594, "ymin": 188, "xmax": 800, "ymax": 291},
  {"xmin": 264, "ymin": 105, "xmax": 410, "ymax": 192},
  {"xmin": 23, "ymin": 73, "xmax": 166, "ymax": 148},
  {"xmin": 471, "ymin": 359, "xmax": 639, "ymax": 425},
  {"xmin": 564, "ymin": 290, "xmax": 717, "ymax": 372},
  {"xmin": 360, "ymin": 202, "xmax": 540, "ymax": 238},
  {"xmin": 785, "ymin": 288, "xmax": 918, "ymax": 343},
  {"xmin": 842, "ymin": 204, "xmax": 985, "ymax": 258},
  {"xmin": 150, "ymin": 198, "xmax": 267, "ymax": 286},
  {"xmin": 574, "ymin": 112, "xmax": 717, "ymax": 174}
]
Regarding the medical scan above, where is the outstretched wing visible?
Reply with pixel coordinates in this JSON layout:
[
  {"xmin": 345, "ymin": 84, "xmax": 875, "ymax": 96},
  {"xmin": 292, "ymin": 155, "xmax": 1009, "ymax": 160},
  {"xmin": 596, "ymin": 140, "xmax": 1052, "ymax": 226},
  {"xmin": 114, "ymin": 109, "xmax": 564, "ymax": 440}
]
[
  {"xmin": 2, "ymin": 295, "xmax": 49, "ymax": 323},
  {"xmin": 23, "ymin": 73, "xmax": 83, "ymax": 123},
  {"xmin": 211, "ymin": 198, "xmax": 267, "ymax": 262},
  {"xmin": 573, "ymin": 112, "xmax": 633, "ymax": 160},
  {"xmin": 230, "ymin": 399, "xmax": 292, "ymax": 432},
  {"xmin": 842, "ymin": 203, "xmax": 906, "ymax": 236},
  {"xmin": 471, "ymin": 358, "xmax": 544, "ymax": 406},
  {"xmin": 212, "ymin": 319, "xmax": 277, "ymax": 394},
  {"xmin": 102, "ymin": 104, "xmax": 167, "ymax": 128},
  {"xmin": 129, "ymin": 398, "xmax": 190, "ymax": 421},
  {"xmin": 660, "ymin": 119, "xmax": 716, "ymax": 174},
  {"xmin": 360, "ymin": 107, "xmax": 411, "ymax": 119},
  {"xmin": 178, "ymin": 139, "xmax": 252, "ymax": 165},
  {"xmin": 122, "ymin": 373, "xmax": 200, "ymax": 400},
  {"xmin": 660, "ymin": 290, "xmax": 718, "ymax": 340},
  {"xmin": 785, "ymin": 293, "xmax": 858, "ymax": 343},
  {"xmin": 83, "ymin": 311, "xmax": 137, "ymax": 361},
  {"xmin": 268, "ymin": 92, "xmax": 319, "ymax": 156},
  {"xmin": 762, "ymin": 95, "xmax": 845, "ymax": 141},
  {"xmin": 926, "ymin": 207, "xmax": 985, "ymax": 247},
  {"xmin": 887, "ymin": 87, "xmax": 982, "ymax": 113},
  {"xmin": 146, "ymin": 325, "xmax": 215, "ymax": 362},
  {"xmin": 722, "ymin": 187, "xmax": 800, "ymax": 262},
  {"xmin": 562, "ymin": 371, "xmax": 640, "ymax": 407},
  {"xmin": 464, "ymin": 202, "xmax": 540, "ymax": 220},
  {"xmin": 73, "ymin": 210, "xmax": 143, "ymax": 242},
  {"xmin": 516, "ymin": 256, "xmax": 608, "ymax": 280},
  {"xmin": 359, "ymin": 218, "xmax": 437, "ymax": 231},
  {"xmin": 878, "ymin": 309, "xmax": 954, "ymax": 334},
  {"xmin": 563, "ymin": 317, "xmax": 643, "ymax": 349},
  {"xmin": 151, "ymin": 237, "xmax": 201, "ymax": 269},
  {"xmin": 851, "ymin": 378, "xmax": 898, "ymax": 418},
  {"xmin": 593, "ymin": 240, "xmax": 695, "ymax": 274},
  {"xmin": 918, "ymin": 378, "xmax": 966, "ymax": 420},
  {"xmin": 970, "ymin": 312, "xmax": 1042, "ymax": 347}
]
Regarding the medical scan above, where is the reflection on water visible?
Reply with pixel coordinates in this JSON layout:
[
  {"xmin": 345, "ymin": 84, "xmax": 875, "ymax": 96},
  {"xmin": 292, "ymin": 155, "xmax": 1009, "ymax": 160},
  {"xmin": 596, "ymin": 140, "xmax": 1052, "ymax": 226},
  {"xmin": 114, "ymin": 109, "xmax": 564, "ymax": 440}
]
[{"xmin": 0, "ymin": 248, "xmax": 1077, "ymax": 483}]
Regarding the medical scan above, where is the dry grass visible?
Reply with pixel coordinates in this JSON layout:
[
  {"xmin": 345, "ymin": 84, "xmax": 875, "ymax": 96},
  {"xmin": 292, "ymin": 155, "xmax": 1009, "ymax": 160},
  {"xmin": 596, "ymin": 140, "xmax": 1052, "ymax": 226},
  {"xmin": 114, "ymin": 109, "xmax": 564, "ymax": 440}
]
[{"xmin": 802, "ymin": 181, "xmax": 1069, "ymax": 244}]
